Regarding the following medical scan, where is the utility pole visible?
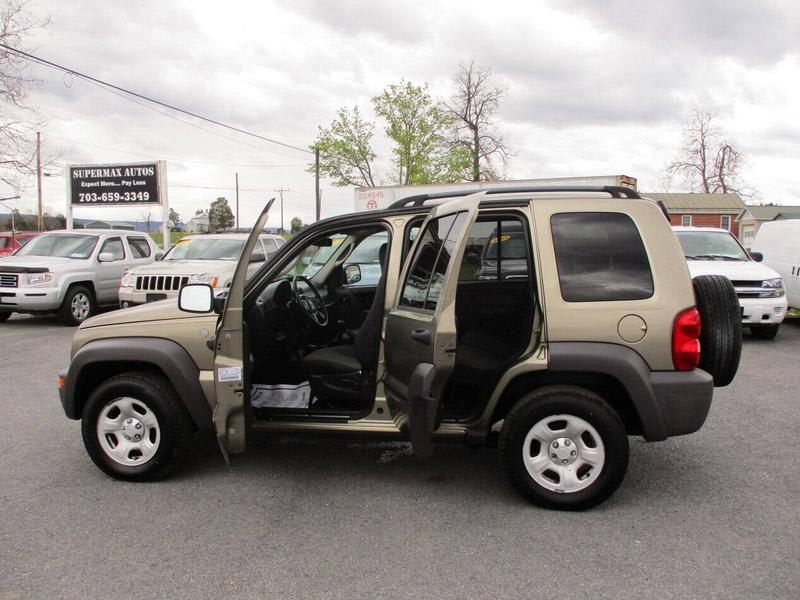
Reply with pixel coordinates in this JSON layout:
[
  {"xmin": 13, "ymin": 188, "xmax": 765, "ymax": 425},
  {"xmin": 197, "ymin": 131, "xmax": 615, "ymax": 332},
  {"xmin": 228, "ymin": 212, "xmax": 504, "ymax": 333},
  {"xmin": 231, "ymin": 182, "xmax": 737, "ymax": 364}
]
[
  {"xmin": 273, "ymin": 187, "xmax": 290, "ymax": 234},
  {"xmin": 315, "ymin": 146, "xmax": 321, "ymax": 221},
  {"xmin": 36, "ymin": 131, "xmax": 43, "ymax": 231},
  {"xmin": 235, "ymin": 172, "xmax": 239, "ymax": 230}
]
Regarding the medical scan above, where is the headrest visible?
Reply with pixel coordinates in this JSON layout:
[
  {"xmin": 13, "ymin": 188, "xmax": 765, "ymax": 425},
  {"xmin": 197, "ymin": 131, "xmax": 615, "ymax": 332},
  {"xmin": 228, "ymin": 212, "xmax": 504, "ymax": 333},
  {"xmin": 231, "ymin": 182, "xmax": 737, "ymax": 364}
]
[{"xmin": 378, "ymin": 243, "xmax": 388, "ymax": 268}]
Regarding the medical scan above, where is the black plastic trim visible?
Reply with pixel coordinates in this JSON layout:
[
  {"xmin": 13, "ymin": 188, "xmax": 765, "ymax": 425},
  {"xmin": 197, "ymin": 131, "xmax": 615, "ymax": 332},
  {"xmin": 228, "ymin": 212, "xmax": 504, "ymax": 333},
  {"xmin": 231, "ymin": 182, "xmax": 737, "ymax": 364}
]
[
  {"xmin": 60, "ymin": 337, "xmax": 212, "ymax": 430},
  {"xmin": 548, "ymin": 342, "xmax": 713, "ymax": 441}
]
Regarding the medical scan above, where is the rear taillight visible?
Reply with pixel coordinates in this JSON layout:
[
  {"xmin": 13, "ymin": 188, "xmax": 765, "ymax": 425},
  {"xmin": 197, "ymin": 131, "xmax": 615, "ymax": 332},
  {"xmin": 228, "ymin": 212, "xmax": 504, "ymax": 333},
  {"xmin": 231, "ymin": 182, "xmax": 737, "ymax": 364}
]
[{"xmin": 672, "ymin": 308, "xmax": 701, "ymax": 370}]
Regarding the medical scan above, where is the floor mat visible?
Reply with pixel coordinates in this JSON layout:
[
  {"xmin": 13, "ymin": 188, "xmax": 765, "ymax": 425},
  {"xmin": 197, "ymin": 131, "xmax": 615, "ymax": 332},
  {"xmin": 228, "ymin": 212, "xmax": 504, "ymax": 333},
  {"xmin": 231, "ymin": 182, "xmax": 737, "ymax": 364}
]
[{"xmin": 251, "ymin": 382, "xmax": 311, "ymax": 409}]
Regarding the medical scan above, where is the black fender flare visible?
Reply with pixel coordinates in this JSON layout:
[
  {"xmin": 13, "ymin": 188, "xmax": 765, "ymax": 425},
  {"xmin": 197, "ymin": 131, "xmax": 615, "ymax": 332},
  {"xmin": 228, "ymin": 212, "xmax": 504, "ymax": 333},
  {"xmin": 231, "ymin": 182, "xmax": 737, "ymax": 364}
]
[
  {"xmin": 62, "ymin": 337, "xmax": 212, "ymax": 430},
  {"xmin": 548, "ymin": 342, "xmax": 668, "ymax": 441}
]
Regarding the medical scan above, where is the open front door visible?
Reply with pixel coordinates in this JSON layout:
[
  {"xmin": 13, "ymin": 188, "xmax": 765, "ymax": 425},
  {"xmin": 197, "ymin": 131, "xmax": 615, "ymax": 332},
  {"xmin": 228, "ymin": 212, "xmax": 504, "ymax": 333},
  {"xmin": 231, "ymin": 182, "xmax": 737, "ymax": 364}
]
[
  {"xmin": 384, "ymin": 194, "xmax": 482, "ymax": 456},
  {"xmin": 213, "ymin": 199, "xmax": 274, "ymax": 460}
]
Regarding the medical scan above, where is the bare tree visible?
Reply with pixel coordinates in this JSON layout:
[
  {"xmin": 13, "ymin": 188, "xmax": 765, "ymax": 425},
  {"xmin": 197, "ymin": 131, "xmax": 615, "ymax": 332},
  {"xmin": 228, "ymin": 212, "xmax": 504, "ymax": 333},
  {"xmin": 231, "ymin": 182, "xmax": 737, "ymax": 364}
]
[
  {"xmin": 0, "ymin": 1, "xmax": 48, "ymax": 191},
  {"xmin": 667, "ymin": 108, "xmax": 752, "ymax": 196},
  {"xmin": 445, "ymin": 61, "xmax": 510, "ymax": 181}
]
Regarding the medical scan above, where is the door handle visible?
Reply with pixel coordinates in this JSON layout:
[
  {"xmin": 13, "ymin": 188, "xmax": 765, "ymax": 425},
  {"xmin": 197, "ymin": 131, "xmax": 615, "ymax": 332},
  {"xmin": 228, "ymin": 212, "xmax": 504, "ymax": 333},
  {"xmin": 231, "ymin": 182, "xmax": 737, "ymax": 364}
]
[{"xmin": 410, "ymin": 328, "xmax": 431, "ymax": 345}]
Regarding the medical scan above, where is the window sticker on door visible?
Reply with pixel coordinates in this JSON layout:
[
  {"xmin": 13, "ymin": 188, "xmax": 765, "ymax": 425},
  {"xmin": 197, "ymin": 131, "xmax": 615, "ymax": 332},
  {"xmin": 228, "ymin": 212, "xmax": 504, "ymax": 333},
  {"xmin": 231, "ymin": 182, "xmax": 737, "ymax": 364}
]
[{"xmin": 217, "ymin": 366, "xmax": 242, "ymax": 382}]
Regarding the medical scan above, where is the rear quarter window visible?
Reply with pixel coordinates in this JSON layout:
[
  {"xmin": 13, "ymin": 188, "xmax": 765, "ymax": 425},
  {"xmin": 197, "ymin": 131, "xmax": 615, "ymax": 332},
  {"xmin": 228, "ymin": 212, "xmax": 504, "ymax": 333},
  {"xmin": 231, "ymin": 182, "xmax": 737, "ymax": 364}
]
[{"xmin": 551, "ymin": 212, "xmax": 654, "ymax": 302}]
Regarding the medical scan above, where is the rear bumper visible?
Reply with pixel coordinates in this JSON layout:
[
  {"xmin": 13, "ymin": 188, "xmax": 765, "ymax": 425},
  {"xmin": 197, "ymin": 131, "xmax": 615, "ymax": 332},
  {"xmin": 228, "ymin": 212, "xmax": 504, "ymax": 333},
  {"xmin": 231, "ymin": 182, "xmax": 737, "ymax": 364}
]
[{"xmin": 650, "ymin": 369, "xmax": 714, "ymax": 437}]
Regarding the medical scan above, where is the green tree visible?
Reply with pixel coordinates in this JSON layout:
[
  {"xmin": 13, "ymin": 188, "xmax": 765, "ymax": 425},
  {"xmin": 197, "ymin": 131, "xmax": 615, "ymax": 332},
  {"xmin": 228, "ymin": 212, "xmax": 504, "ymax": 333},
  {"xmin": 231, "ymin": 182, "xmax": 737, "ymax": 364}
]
[
  {"xmin": 290, "ymin": 216, "xmax": 303, "ymax": 235},
  {"xmin": 373, "ymin": 80, "xmax": 468, "ymax": 184},
  {"xmin": 208, "ymin": 197, "xmax": 234, "ymax": 232},
  {"xmin": 311, "ymin": 106, "xmax": 377, "ymax": 187}
]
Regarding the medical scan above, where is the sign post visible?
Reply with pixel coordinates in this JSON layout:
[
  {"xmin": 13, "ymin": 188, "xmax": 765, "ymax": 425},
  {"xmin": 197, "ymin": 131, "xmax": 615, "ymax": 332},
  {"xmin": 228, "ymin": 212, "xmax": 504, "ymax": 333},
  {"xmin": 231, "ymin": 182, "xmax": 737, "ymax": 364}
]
[{"xmin": 65, "ymin": 160, "xmax": 170, "ymax": 249}]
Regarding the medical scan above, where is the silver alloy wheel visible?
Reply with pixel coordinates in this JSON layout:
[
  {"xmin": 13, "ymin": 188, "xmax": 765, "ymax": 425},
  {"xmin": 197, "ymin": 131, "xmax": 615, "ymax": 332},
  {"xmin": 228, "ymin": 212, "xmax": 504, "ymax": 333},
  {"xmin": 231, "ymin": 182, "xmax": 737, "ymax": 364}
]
[
  {"xmin": 70, "ymin": 292, "xmax": 91, "ymax": 321},
  {"xmin": 96, "ymin": 397, "xmax": 161, "ymax": 466},
  {"xmin": 522, "ymin": 414, "xmax": 606, "ymax": 493}
]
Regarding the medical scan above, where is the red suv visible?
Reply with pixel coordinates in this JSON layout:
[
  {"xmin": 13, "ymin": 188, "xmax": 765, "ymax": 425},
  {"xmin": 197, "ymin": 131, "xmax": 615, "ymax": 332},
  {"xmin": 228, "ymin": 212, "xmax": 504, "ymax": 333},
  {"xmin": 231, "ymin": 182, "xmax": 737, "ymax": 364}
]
[{"xmin": 0, "ymin": 231, "xmax": 39, "ymax": 257}]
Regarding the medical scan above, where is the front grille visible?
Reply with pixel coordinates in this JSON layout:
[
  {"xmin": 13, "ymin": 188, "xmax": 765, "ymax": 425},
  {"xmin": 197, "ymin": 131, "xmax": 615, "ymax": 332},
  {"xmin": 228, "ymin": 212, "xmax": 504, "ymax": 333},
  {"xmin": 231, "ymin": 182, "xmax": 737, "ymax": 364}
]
[
  {"xmin": 733, "ymin": 280, "xmax": 764, "ymax": 299},
  {"xmin": 0, "ymin": 273, "xmax": 18, "ymax": 287},
  {"xmin": 135, "ymin": 275, "xmax": 189, "ymax": 292}
]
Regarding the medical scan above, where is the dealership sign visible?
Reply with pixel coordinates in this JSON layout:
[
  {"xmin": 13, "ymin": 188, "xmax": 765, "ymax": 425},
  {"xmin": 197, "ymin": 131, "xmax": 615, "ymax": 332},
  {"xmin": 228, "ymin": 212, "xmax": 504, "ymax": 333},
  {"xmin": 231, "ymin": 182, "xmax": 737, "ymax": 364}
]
[{"xmin": 69, "ymin": 162, "xmax": 162, "ymax": 206}]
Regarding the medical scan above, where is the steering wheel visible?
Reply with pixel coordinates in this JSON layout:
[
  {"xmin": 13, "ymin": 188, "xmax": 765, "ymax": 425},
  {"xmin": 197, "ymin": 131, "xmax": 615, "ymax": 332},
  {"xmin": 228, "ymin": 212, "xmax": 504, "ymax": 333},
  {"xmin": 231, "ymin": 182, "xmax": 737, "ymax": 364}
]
[{"xmin": 291, "ymin": 275, "xmax": 329, "ymax": 327}]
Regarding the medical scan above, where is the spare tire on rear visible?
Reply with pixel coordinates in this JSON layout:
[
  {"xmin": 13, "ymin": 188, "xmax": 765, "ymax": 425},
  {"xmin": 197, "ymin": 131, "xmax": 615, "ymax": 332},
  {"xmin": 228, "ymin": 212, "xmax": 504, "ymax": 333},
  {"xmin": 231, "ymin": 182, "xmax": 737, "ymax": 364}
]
[{"xmin": 693, "ymin": 275, "xmax": 742, "ymax": 387}]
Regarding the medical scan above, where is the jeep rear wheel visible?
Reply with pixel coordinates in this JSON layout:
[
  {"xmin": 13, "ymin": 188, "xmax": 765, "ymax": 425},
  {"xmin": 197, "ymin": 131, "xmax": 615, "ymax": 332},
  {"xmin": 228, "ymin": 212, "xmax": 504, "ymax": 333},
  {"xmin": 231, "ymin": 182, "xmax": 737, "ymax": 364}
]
[
  {"xmin": 500, "ymin": 385, "xmax": 629, "ymax": 511},
  {"xmin": 81, "ymin": 372, "xmax": 191, "ymax": 481},
  {"xmin": 59, "ymin": 285, "xmax": 95, "ymax": 326},
  {"xmin": 692, "ymin": 275, "xmax": 742, "ymax": 386}
]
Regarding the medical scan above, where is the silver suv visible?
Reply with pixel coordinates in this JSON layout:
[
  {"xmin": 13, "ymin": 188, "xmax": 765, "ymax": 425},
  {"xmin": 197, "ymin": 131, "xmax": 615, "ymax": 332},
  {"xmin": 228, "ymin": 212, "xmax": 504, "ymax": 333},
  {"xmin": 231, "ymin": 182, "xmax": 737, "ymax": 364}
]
[
  {"xmin": 0, "ymin": 229, "xmax": 159, "ymax": 325},
  {"xmin": 118, "ymin": 233, "xmax": 285, "ymax": 307},
  {"xmin": 58, "ymin": 187, "xmax": 742, "ymax": 510}
]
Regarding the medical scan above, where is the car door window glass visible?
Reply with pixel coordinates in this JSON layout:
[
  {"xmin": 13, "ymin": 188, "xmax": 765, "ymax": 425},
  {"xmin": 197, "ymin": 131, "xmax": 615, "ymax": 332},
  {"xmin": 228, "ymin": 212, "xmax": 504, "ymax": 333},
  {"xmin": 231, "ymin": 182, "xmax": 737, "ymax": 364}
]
[
  {"xmin": 400, "ymin": 212, "xmax": 468, "ymax": 310},
  {"xmin": 128, "ymin": 237, "xmax": 151, "ymax": 259},
  {"xmin": 100, "ymin": 237, "xmax": 125, "ymax": 261}
]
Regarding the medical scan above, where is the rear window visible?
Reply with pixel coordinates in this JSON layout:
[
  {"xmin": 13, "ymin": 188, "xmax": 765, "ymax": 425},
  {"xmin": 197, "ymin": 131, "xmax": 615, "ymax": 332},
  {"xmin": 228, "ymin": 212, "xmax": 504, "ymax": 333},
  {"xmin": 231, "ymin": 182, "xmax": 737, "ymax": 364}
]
[{"xmin": 551, "ymin": 212, "xmax": 654, "ymax": 302}]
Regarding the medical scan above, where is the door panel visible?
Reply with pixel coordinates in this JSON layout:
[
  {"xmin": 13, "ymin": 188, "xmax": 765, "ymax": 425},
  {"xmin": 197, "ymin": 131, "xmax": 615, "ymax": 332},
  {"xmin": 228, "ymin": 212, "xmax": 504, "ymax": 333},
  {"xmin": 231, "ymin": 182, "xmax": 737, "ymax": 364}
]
[
  {"xmin": 384, "ymin": 193, "xmax": 482, "ymax": 454},
  {"xmin": 213, "ymin": 200, "xmax": 274, "ymax": 458}
]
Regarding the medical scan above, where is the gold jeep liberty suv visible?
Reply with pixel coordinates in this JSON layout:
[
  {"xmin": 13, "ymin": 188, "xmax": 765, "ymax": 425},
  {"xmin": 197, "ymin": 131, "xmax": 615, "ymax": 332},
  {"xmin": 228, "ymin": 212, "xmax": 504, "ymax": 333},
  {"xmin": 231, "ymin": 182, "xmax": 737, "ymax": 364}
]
[{"xmin": 58, "ymin": 187, "xmax": 741, "ymax": 510}]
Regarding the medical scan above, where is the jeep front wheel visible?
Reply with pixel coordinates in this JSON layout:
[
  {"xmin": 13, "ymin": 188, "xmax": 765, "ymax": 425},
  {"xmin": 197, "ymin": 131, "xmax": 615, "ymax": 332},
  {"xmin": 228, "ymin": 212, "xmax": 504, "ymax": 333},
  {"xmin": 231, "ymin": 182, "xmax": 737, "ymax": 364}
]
[
  {"xmin": 81, "ymin": 372, "xmax": 191, "ymax": 481},
  {"xmin": 500, "ymin": 385, "xmax": 629, "ymax": 511},
  {"xmin": 0, "ymin": 311, "xmax": 11, "ymax": 322}
]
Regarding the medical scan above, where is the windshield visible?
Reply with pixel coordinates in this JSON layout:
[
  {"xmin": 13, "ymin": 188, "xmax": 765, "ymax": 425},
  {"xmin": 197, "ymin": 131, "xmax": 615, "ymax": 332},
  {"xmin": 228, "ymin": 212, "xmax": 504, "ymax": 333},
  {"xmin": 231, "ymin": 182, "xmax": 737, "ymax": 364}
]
[
  {"xmin": 15, "ymin": 234, "xmax": 98, "ymax": 259},
  {"xmin": 164, "ymin": 237, "xmax": 244, "ymax": 261},
  {"xmin": 675, "ymin": 231, "xmax": 749, "ymax": 261}
]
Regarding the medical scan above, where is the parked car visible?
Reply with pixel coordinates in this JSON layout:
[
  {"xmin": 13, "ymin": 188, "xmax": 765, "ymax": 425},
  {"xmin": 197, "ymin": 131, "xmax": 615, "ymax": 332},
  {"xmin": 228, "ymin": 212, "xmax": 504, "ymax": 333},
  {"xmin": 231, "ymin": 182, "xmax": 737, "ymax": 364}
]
[
  {"xmin": 118, "ymin": 233, "xmax": 285, "ymax": 307},
  {"xmin": 751, "ymin": 219, "xmax": 800, "ymax": 310},
  {"xmin": 58, "ymin": 187, "xmax": 741, "ymax": 510},
  {"xmin": 673, "ymin": 226, "xmax": 788, "ymax": 339},
  {"xmin": 0, "ymin": 231, "xmax": 39, "ymax": 257},
  {"xmin": 0, "ymin": 229, "xmax": 160, "ymax": 325}
]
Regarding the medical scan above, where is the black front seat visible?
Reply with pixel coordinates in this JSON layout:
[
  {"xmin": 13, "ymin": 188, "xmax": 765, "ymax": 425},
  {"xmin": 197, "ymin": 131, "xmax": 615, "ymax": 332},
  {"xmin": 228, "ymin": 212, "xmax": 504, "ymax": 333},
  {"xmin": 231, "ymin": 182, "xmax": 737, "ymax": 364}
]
[{"xmin": 301, "ymin": 243, "xmax": 388, "ymax": 402}]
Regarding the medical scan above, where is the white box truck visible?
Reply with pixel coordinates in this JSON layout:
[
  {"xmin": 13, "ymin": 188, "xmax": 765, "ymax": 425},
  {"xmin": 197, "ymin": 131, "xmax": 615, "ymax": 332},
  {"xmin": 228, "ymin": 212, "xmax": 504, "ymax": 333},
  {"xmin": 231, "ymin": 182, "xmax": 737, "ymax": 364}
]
[
  {"xmin": 354, "ymin": 175, "xmax": 638, "ymax": 212},
  {"xmin": 751, "ymin": 219, "xmax": 800, "ymax": 310}
]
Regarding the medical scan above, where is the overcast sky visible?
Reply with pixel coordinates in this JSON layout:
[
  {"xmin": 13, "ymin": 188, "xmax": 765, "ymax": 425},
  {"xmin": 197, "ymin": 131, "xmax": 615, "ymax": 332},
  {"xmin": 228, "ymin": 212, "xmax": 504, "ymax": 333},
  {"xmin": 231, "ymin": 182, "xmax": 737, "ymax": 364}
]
[{"xmin": 6, "ymin": 0, "xmax": 800, "ymax": 226}]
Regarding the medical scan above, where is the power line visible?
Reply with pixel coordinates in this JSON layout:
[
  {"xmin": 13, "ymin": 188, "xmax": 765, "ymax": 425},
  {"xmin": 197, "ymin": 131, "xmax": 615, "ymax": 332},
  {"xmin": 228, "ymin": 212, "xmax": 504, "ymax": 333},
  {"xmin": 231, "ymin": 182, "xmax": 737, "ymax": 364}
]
[
  {"xmin": 0, "ymin": 43, "xmax": 313, "ymax": 155},
  {"xmin": 45, "ymin": 134, "xmax": 306, "ymax": 168}
]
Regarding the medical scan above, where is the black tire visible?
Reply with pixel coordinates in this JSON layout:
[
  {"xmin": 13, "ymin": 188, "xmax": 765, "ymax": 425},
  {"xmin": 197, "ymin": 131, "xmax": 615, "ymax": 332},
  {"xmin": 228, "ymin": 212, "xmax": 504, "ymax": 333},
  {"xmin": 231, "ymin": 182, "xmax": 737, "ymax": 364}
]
[
  {"xmin": 81, "ymin": 372, "xmax": 192, "ymax": 481},
  {"xmin": 693, "ymin": 275, "xmax": 742, "ymax": 387},
  {"xmin": 499, "ymin": 385, "xmax": 629, "ymax": 511},
  {"xmin": 58, "ymin": 285, "xmax": 96, "ymax": 326},
  {"xmin": 750, "ymin": 324, "xmax": 780, "ymax": 340},
  {"xmin": 0, "ymin": 311, "xmax": 11, "ymax": 322}
]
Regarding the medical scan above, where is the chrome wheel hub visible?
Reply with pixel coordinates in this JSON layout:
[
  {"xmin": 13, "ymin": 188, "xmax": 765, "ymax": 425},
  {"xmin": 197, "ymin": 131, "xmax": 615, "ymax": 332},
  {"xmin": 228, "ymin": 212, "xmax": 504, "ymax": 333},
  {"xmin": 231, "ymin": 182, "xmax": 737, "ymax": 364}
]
[
  {"xmin": 549, "ymin": 437, "xmax": 578, "ymax": 466},
  {"xmin": 71, "ymin": 293, "xmax": 90, "ymax": 320},
  {"xmin": 96, "ymin": 397, "xmax": 161, "ymax": 466},
  {"xmin": 523, "ymin": 414, "xmax": 606, "ymax": 494}
]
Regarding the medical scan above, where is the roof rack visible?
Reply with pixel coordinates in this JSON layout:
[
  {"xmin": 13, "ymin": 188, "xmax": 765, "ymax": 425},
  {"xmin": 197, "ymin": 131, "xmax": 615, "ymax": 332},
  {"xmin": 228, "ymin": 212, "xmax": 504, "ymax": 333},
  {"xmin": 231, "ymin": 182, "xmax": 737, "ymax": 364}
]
[{"xmin": 387, "ymin": 185, "xmax": 642, "ymax": 209}]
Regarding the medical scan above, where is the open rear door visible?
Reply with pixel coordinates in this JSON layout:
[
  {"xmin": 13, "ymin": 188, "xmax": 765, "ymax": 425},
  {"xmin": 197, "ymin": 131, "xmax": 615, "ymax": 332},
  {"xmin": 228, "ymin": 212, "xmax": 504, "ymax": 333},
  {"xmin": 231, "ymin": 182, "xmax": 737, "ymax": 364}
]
[
  {"xmin": 213, "ymin": 199, "xmax": 274, "ymax": 460},
  {"xmin": 384, "ymin": 193, "xmax": 482, "ymax": 456}
]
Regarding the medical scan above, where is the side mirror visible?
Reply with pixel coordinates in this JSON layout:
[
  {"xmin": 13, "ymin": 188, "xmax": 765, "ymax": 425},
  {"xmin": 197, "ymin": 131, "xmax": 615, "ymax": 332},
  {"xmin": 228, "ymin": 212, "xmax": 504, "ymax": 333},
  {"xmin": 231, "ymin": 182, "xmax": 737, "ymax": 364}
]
[
  {"xmin": 344, "ymin": 264, "xmax": 362, "ymax": 284},
  {"xmin": 249, "ymin": 252, "xmax": 266, "ymax": 263},
  {"xmin": 749, "ymin": 251, "xmax": 763, "ymax": 262},
  {"xmin": 97, "ymin": 252, "xmax": 115, "ymax": 263},
  {"xmin": 178, "ymin": 283, "xmax": 214, "ymax": 313},
  {"xmin": 154, "ymin": 252, "xmax": 164, "ymax": 261}
]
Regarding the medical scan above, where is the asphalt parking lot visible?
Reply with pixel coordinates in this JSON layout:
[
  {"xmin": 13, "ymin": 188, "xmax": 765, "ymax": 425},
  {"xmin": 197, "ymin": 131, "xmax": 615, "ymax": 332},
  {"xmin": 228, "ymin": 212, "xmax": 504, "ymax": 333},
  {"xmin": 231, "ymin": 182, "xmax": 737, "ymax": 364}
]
[{"xmin": 1, "ymin": 313, "xmax": 798, "ymax": 600}]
